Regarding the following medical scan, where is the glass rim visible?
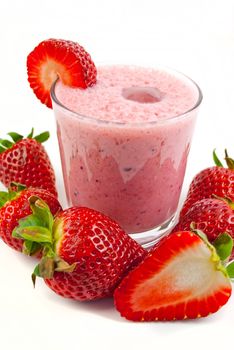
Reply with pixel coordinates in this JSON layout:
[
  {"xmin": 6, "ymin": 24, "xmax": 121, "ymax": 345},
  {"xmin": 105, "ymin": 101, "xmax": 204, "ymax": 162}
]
[{"xmin": 50, "ymin": 64, "xmax": 203, "ymax": 127}]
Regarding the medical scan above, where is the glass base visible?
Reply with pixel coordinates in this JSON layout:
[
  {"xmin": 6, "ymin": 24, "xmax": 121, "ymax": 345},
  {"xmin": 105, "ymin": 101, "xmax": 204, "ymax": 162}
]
[{"xmin": 129, "ymin": 214, "xmax": 177, "ymax": 249}]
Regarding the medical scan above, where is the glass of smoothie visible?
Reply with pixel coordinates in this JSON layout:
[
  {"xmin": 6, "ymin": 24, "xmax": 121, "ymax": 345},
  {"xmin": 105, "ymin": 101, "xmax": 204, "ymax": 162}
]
[{"xmin": 51, "ymin": 65, "xmax": 202, "ymax": 247}]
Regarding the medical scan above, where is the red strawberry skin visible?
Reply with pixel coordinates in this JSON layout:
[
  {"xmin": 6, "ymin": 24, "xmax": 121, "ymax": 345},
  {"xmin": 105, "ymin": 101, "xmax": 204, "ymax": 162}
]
[
  {"xmin": 114, "ymin": 231, "xmax": 232, "ymax": 321},
  {"xmin": 0, "ymin": 188, "xmax": 61, "ymax": 252},
  {"xmin": 0, "ymin": 138, "xmax": 57, "ymax": 197},
  {"xmin": 45, "ymin": 207, "xmax": 147, "ymax": 301},
  {"xmin": 174, "ymin": 198, "xmax": 234, "ymax": 259},
  {"xmin": 27, "ymin": 39, "xmax": 97, "ymax": 108},
  {"xmin": 180, "ymin": 166, "xmax": 234, "ymax": 218}
]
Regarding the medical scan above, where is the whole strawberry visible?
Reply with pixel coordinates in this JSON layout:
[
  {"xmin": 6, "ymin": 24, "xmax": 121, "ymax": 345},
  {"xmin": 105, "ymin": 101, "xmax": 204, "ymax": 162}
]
[
  {"xmin": 0, "ymin": 184, "xmax": 61, "ymax": 253},
  {"xmin": 174, "ymin": 197, "xmax": 234, "ymax": 259},
  {"xmin": 114, "ymin": 230, "xmax": 233, "ymax": 321},
  {"xmin": 0, "ymin": 129, "xmax": 57, "ymax": 197},
  {"xmin": 180, "ymin": 150, "xmax": 234, "ymax": 218},
  {"xmin": 13, "ymin": 197, "xmax": 147, "ymax": 301}
]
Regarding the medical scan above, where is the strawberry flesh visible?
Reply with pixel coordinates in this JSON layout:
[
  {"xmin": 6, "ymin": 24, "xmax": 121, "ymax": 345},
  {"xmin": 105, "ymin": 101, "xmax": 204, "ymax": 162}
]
[
  {"xmin": 27, "ymin": 39, "xmax": 97, "ymax": 108},
  {"xmin": 114, "ymin": 231, "xmax": 232, "ymax": 321}
]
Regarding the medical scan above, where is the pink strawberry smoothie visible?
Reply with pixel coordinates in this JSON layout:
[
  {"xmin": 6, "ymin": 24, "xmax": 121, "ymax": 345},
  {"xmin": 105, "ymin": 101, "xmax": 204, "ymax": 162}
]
[{"xmin": 52, "ymin": 65, "xmax": 201, "ymax": 237}]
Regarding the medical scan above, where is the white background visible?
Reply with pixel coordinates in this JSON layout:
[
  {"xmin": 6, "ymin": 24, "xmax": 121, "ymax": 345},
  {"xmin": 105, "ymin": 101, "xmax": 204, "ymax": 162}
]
[{"xmin": 0, "ymin": 0, "xmax": 234, "ymax": 349}]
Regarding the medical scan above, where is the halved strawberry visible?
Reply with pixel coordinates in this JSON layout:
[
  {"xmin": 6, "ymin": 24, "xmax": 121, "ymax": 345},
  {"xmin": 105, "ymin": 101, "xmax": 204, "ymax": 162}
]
[
  {"xmin": 27, "ymin": 39, "xmax": 97, "ymax": 108},
  {"xmin": 114, "ymin": 231, "xmax": 233, "ymax": 321}
]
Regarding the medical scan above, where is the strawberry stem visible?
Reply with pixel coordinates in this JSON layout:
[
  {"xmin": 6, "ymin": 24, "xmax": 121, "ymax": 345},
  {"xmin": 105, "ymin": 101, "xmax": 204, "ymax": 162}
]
[{"xmin": 27, "ymin": 128, "xmax": 34, "ymax": 138}]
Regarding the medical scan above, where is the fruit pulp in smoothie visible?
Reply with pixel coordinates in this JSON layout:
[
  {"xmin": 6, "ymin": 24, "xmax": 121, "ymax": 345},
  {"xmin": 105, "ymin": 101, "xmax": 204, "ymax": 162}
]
[{"xmin": 53, "ymin": 65, "xmax": 199, "ymax": 234}]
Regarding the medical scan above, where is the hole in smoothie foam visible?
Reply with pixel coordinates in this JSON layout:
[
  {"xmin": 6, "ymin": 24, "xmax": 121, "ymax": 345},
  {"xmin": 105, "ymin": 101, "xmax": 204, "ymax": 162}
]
[{"xmin": 122, "ymin": 87, "xmax": 162, "ymax": 103}]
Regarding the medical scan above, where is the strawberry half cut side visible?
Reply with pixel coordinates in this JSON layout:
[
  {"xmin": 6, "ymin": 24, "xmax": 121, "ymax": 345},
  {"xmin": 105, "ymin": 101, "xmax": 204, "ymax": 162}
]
[
  {"xmin": 114, "ymin": 231, "xmax": 233, "ymax": 321},
  {"xmin": 27, "ymin": 39, "xmax": 97, "ymax": 108}
]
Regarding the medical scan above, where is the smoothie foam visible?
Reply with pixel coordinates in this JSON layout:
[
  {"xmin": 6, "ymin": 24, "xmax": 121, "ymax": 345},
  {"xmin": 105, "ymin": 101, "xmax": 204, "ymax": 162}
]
[
  {"xmin": 56, "ymin": 65, "xmax": 198, "ymax": 122},
  {"xmin": 53, "ymin": 65, "xmax": 200, "ymax": 235}
]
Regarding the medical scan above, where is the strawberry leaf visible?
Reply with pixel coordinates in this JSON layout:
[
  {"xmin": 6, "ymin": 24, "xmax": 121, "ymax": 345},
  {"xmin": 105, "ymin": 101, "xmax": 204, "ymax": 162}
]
[
  {"xmin": 13, "ymin": 213, "xmax": 44, "ymax": 231},
  {"xmin": 213, "ymin": 149, "xmax": 223, "ymax": 167},
  {"xmin": 0, "ymin": 129, "xmax": 49, "ymax": 154},
  {"xmin": 23, "ymin": 240, "xmax": 41, "ymax": 256},
  {"xmin": 29, "ymin": 196, "xmax": 54, "ymax": 231},
  {"xmin": 226, "ymin": 261, "xmax": 234, "ymax": 279},
  {"xmin": 0, "ymin": 189, "xmax": 19, "ymax": 208},
  {"xmin": 38, "ymin": 257, "xmax": 55, "ymax": 279},
  {"xmin": 212, "ymin": 195, "xmax": 234, "ymax": 210},
  {"xmin": 34, "ymin": 131, "xmax": 50, "ymax": 143},
  {"xmin": 9, "ymin": 182, "xmax": 27, "ymax": 192},
  {"xmin": 224, "ymin": 149, "xmax": 234, "ymax": 170},
  {"xmin": 12, "ymin": 196, "xmax": 54, "ymax": 257},
  {"xmin": 12, "ymin": 226, "xmax": 52, "ymax": 243},
  {"xmin": 54, "ymin": 259, "xmax": 77, "ymax": 273},
  {"xmin": 32, "ymin": 264, "xmax": 40, "ymax": 287},
  {"xmin": 0, "ymin": 139, "xmax": 13, "ymax": 149},
  {"xmin": 0, "ymin": 192, "xmax": 11, "ymax": 207},
  {"xmin": 213, "ymin": 233, "xmax": 233, "ymax": 261},
  {"xmin": 0, "ymin": 144, "xmax": 6, "ymax": 153},
  {"xmin": 7, "ymin": 132, "xmax": 23, "ymax": 143},
  {"xmin": 32, "ymin": 257, "xmax": 55, "ymax": 283}
]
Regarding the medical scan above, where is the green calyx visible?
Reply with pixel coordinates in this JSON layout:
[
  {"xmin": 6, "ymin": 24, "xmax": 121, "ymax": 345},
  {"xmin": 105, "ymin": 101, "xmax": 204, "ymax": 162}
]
[
  {"xmin": 12, "ymin": 196, "xmax": 76, "ymax": 285},
  {"xmin": 213, "ymin": 149, "xmax": 234, "ymax": 169},
  {"xmin": 212, "ymin": 194, "xmax": 234, "ymax": 210},
  {"xmin": 0, "ymin": 182, "xmax": 27, "ymax": 208},
  {"xmin": 212, "ymin": 232, "xmax": 233, "ymax": 262},
  {"xmin": 0, "ymin": 128, "xmax": 50, "ymax": 154},
  {"xmin": 191, "ymin": 223, "xmax": 234, "ymax": 279}
]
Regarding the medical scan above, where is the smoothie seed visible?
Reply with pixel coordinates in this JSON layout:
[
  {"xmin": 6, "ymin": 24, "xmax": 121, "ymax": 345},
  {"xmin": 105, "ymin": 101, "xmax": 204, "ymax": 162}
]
[{"xmin": 123, "ymin": 167, "xmax": 132, "ymax": 172}]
